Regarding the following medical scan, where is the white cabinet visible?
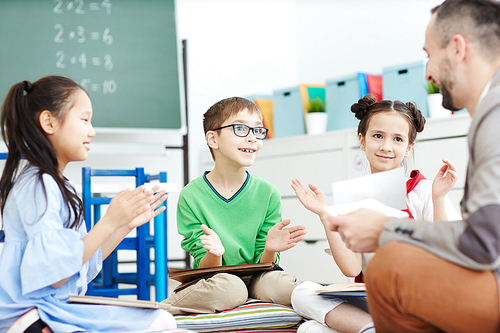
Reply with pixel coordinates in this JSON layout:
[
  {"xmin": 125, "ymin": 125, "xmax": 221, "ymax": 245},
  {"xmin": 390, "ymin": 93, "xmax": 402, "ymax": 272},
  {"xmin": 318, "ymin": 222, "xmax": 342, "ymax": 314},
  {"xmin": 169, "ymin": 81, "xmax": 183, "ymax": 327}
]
[{"xmin": 278, "ymin": 240, "xmax": 353, "ymax": 285}]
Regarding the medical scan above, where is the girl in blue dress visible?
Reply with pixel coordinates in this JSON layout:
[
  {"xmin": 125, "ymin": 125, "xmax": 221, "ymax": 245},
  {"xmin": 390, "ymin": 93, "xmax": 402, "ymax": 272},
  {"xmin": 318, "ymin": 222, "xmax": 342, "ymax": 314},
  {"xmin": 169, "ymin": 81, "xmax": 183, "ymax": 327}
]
[{"xmin": 0, "ymin": 76, "xmax": 176, "ymax": 332}]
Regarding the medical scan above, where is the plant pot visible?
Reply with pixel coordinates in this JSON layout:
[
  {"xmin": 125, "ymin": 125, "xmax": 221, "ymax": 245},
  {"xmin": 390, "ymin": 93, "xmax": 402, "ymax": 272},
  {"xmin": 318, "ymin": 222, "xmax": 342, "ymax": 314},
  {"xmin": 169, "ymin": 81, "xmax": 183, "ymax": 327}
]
[
  {"xmin": 427, "ymin": 93, "xmax": 451, "ymax": 119},
  {"xmin": 305, "ymin": 112, "xmax": 328, "ymax": 135}
]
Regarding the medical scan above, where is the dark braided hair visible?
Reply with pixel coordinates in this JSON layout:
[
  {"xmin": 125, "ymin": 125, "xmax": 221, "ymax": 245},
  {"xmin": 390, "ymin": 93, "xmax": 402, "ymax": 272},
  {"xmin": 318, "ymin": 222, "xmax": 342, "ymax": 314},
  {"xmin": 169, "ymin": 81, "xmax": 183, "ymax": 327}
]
[{"xmin": 351, "ymin": 93, "xmax": 426, "ymax": 145}]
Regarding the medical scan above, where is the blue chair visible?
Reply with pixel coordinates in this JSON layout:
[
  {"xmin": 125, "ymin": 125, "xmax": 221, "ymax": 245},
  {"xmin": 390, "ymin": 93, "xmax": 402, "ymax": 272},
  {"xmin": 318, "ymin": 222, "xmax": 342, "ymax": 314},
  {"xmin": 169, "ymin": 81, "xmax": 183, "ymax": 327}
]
[{"xmin": 82, "ymin": 167, "xmax": 168, "ymax": 301}]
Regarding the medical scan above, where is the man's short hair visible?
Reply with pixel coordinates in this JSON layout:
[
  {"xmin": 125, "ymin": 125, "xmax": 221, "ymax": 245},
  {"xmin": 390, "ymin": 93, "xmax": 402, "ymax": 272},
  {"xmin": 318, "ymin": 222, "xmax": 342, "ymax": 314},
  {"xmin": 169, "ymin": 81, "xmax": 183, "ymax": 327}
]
[{"xmin": 432, "ymin": 0, "xmax": 500, "ymax": 59}]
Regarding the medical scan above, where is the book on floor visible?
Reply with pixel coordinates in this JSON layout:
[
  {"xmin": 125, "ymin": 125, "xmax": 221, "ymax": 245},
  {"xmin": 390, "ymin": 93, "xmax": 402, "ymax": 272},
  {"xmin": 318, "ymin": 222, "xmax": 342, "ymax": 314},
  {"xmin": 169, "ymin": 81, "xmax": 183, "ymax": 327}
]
[
  {"xmin": 66, "ymin": 295, "xmax": 171, "ymax": 310},
  {"xmin": 315, "ymin": 282, "xmax": 367, "ymax": 297}
]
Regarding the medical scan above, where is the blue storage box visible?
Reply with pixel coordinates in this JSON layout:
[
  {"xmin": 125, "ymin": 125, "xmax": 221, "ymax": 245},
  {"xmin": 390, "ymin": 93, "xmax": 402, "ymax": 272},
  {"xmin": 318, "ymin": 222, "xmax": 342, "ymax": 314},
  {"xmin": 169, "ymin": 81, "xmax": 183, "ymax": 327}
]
[
  {"xmin": 325, "ymin": 74, "xmax": 361, "ymax": 131},
  {"xmin": 272, "ymin": 86, "xmax": 305, "ymax": 138},
  {"xmin": 383, "ymin": 61, "xmax": 429, "ymax": 118}
]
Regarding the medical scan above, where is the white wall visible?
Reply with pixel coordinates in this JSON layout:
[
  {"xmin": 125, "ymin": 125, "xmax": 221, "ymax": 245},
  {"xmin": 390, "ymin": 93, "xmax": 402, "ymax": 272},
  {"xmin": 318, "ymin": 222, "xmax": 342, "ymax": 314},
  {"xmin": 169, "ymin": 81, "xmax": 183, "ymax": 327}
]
[
  {"xmin": 295, "ymin": 0, "xmax": 440, "ymax": 80},
  {"xmin": 175, "ymin": 0, "xmax": 443, "ymax": 180},
  {"xmin": 175, "ymin": 0, "xmax": 299, "ymax": 179}
]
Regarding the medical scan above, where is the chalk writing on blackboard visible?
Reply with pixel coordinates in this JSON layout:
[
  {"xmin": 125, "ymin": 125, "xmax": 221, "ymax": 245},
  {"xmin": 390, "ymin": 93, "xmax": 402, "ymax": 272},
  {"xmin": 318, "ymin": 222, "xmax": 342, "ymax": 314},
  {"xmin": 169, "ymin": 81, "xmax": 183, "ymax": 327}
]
[
  {"xmin": 0, "ymin": 0, "xmax": 181, "ymax": 129},
  {"xmin": 52, "ymin": 0, "xmax": 116, "ymax": 95}
]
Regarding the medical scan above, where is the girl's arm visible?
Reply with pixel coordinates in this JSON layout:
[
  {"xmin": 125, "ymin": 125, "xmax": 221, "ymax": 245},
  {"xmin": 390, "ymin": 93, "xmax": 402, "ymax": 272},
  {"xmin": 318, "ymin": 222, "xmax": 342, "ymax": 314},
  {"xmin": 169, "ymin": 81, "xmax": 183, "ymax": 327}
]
[
  {"xmin": 321, "ymin": 214, "xmax": 363, "ymax": 277},
  {"xmin": 291, "ymin": 179, "xmax": 362, "ymax": 277},
  {"xmin": 432, "ymin": 158, "xmax": 458, "ymax": 221},
  {"xmin": 51, "ymin": 186, "xmax": 166, "ymax": 288},
  {"xmin": 99, "ymin": 187, "xmax": 167, "ymax": 260},
  {"xmin": 91, "ymin": 186, "xmax": 167, "ymax": 260}
]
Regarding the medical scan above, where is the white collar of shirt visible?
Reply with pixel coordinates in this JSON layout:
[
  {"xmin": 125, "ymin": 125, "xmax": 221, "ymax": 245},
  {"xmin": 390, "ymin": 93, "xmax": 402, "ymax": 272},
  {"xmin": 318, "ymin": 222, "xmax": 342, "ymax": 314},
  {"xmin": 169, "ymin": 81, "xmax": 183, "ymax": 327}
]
[{"xmin": 478, "ymin": 80, "xmax": 493, "ymax": 105}]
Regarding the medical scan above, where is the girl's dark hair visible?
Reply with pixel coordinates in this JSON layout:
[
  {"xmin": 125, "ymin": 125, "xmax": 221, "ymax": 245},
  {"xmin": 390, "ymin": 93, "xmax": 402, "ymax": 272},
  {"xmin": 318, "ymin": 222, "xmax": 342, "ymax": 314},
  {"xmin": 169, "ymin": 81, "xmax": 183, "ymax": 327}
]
[
  {"xmin": 0, "ymin": 75, "xmax": 86, "ymax": 238},
  {"xmin": 351, "ymin": 93, "xmax": 426, "ymax": 144}
]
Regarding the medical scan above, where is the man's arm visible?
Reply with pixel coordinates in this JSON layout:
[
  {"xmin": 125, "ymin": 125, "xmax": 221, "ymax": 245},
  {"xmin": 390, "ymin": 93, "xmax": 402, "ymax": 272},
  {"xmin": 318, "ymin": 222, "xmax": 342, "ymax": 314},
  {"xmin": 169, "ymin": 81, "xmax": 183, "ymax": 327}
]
[
  {"xmin": 381, "ymin": 100, "xmax": 500, "ymax": 270},
  {"xmin": 329, "ymin": 206, "xmax": 500, "ymax": 271},
  {"xmin": 380, "ymin": 218, "xmax": 500, "ymax": 270}
]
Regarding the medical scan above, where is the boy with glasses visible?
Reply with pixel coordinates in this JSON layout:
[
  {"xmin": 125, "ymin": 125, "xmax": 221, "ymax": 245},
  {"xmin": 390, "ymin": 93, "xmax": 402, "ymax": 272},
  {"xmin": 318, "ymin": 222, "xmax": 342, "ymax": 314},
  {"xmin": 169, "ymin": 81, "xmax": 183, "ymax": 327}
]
[{"xmin": 162, "ymin": 97, "xmax": 306, "ymax": 314}]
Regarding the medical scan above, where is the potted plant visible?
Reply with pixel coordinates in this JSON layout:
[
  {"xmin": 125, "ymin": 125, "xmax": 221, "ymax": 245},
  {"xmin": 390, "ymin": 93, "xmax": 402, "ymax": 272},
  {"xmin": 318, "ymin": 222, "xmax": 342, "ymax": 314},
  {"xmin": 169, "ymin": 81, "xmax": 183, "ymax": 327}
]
[
  {"xmin": 305, "ymin": 97, "xmax": 328, "ymax": 135},
  {"xmin": 425, "ymin": 82, "xmax": 450, "ymax": 118}
]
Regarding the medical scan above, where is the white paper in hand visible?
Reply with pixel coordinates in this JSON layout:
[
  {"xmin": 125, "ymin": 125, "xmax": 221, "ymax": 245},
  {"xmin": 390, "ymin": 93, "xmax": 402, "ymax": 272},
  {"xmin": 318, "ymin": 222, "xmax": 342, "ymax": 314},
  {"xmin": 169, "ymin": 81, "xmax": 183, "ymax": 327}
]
[
  {"xmin": 325, "ymin": 198, "xmax": 409, "ymax": 218},
  {"xmin": 331, "ymin": 167, "xmax": 406, "ymax": 210}
]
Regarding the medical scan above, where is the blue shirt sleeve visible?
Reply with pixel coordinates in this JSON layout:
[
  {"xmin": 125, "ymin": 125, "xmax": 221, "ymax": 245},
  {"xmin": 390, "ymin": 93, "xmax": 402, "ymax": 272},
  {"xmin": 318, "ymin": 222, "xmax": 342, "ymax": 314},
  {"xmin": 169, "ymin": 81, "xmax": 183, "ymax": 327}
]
[{"xmin": 16, "ymin": 173, "xmax": 85, "ymax": 296}]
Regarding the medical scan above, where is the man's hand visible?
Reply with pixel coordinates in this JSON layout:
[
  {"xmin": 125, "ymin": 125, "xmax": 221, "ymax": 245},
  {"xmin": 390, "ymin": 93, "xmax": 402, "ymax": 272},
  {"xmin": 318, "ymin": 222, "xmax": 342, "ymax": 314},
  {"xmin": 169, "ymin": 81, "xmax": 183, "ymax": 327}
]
[{"xmin": 328, "ymin": 208, "xmax": 391, "ymax": 253}]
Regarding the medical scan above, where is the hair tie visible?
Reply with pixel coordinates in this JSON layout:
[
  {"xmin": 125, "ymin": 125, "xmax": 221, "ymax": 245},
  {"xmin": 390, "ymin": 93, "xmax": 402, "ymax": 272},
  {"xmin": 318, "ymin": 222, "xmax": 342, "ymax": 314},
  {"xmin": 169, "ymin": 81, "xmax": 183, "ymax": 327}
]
[{"xmin": 23, "ymin": 80, "xmax": 33, "ymax": 93}]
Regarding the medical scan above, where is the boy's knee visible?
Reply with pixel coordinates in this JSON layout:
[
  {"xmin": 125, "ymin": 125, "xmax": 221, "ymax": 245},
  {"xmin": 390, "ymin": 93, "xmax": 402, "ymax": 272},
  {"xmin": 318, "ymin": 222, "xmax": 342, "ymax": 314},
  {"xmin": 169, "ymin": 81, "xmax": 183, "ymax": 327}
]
[
  {"xmin": 164, "ymin": 273, "xmax": 248, "ymax": 314},
  {"xmin": 210, "ymin": 273, "xmax": 248, "ymax": 294},
  {"xmin": 207, "ymin": 273, "xmax": 248, "ymax": 307},
  {"xmin": 249, "ymin": 271, "xmax": 299, "ymax": 305}
]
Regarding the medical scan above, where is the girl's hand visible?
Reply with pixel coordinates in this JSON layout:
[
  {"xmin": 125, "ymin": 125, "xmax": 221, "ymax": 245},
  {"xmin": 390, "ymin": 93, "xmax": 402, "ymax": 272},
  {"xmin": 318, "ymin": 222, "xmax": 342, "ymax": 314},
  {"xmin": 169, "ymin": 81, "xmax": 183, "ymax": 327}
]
[
  {"xmin": 265, "ymin": 219, "xmax": 307, "ymax": 253},
  {"xmin": 432, "ymin": 158, "xmax": 458, "ymax": 200},
  {"xmin": 291, "ymin": 179, "xmax": 329, "ymax": 217},
  {"xmin": 105, "ymin": 185, "xmax": 166, "ymax": 231},
  {"xmin": 200, "ymin": 225, "xmax": 225, "ymax": 257},
  {"xmin": 127, "ymin": 185, "xmax": 168, "ymax": 230}
]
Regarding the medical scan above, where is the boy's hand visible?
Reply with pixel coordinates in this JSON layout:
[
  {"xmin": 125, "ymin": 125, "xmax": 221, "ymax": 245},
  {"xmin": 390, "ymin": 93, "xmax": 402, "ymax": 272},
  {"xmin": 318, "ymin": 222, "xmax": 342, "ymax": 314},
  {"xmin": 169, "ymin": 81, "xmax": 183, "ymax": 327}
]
[
  {"xmin": 432, "ymin": 158, "xmax": 458, "ymax": 200},
  {"xmin": 291, "ymin": 179, "xmax": 329, "ymax": 218},
  {"xmin": 265, "ymin": 219, "xmax": 307, "ymax": 253},
  {"xmin": 200, "ymin": 224, "xmax": 225, "ymax": 257}
]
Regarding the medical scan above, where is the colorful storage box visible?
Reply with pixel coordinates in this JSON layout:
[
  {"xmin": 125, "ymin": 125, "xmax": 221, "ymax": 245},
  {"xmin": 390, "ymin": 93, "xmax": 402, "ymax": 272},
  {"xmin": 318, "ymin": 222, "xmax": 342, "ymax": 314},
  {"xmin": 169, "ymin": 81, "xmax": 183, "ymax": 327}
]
[
  {"xmin": 325, "ymin": 74, "xmax": 361, "ymax": 131},
  {"xmin": 246, "ymin": 95, "xmax": 275, "ymax": 139},
  {"xmin": 272, "ymin": 84, "xmax": 325, "ymax": 138},
  {"xmin": 383, "ymin": 61, "xmax": 429, "ymax": 118}
]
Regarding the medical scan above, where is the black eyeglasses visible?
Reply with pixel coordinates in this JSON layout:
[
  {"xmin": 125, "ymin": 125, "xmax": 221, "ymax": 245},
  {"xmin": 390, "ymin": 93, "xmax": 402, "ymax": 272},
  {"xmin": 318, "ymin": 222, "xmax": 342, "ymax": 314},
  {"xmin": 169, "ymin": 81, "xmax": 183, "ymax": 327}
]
[{"xmin": 211, "ymin": 123, "xmax": 269, "ymax": 140}]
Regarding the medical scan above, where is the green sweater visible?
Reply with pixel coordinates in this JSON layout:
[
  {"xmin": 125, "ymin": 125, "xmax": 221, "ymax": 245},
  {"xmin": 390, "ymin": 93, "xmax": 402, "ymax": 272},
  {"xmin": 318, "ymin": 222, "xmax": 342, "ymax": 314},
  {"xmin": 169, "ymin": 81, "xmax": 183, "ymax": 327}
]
[{"xmin": 177, "ymin": 172, "xmax": 282, "ymax": 268}]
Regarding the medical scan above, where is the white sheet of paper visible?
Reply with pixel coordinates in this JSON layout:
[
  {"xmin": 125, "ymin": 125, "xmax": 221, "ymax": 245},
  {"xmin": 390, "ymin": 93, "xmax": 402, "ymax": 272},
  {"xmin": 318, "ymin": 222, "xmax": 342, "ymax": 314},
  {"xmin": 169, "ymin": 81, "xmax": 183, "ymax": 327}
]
[
  {"xmin": 331, "ymin": 167, "xmax": 406, "ymax": 210},
  {"xmin": 325, "ymin": 198, "xmax": 409, "ymax": 218}
]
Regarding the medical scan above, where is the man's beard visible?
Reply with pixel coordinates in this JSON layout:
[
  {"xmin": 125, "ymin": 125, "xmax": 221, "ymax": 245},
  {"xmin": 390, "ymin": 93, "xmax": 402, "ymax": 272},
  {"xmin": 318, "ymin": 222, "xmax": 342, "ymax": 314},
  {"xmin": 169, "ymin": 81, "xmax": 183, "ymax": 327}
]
[
  {"xmin": 439, "ymin": 57, "xmax": 461, "ymax": 112},
  {"xmin": 441, "ymin": 82, "xmax": 461, "ymax": 111}
]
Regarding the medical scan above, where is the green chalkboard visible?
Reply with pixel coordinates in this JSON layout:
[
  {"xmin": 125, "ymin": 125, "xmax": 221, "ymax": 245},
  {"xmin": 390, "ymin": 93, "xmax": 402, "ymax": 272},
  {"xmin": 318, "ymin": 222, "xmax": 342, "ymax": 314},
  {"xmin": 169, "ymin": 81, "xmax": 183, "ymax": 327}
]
[{"xmin": 0, "ymin": 0, "xmax": 181, "ymax": 129}]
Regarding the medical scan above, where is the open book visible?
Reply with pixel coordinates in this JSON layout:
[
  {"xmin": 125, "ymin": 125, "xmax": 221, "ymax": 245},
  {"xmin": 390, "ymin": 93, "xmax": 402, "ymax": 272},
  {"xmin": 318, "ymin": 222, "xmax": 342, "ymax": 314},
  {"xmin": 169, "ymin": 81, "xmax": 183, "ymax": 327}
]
[
  {"xmin": 315, "ymin": 282, "xmax": 367, "ymax": 297},
  {"xmin": 67, "ymin": 295, "xmax": 171, "ymax": 310},
  {"xmin": 169, "ymin": 262, "xmax": 282, "ymax": 285}
]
